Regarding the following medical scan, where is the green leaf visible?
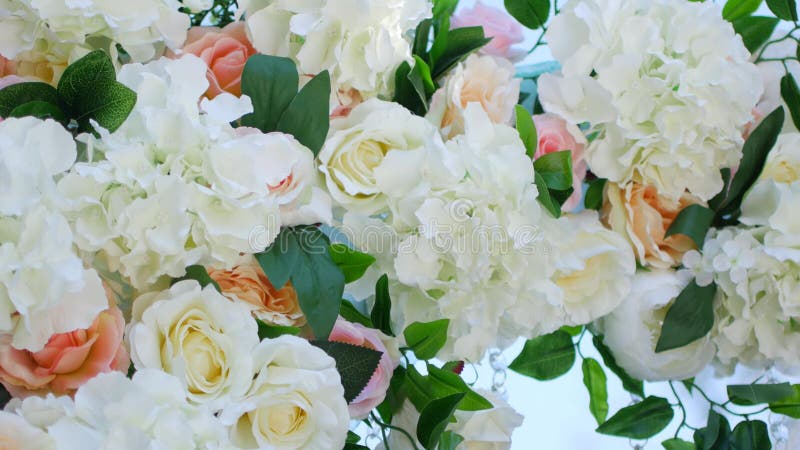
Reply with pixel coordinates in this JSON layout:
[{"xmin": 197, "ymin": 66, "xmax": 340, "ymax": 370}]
[
  {"xmin": 417, "ymin": 393, "xmax": 465, "ymax": 450},
  {"xmin": 433, "ymin": 0, "xmax": 459, "ymax": 19},
  {"xmin": 509, "ymin": 330, "xmax": 576, "ymax": 380},
  {"xmin": 733, "ymin": 16, "xmax": 780, "ymax": 53},
  {"xmin": 0, "ymin": 82, "xmax": 60, "ymax": 117},
  {"xmin": 438, "ymin": 431, "xmax": 465, "ymax": 450},
  {"xmin": 276, "ymin": 70, "xmax": 331, "ymax": 155},
  {"xmin": 582, "ymin": 358, "xmax": 609, "ymax": 425},
  {"xmin": 596, "ymin": 396, "xmax": 674, "ymax": 440},
  {"xmin": 377, "ymin": 366, "xmax": 407, "ymax": 422},
  {"xmin": 240, "ymin": 55, "xmax": 299, "ymax": 132},
  {"xmin": 695, "ymin": 409, "xmax": 731, "ymax": 450},
  {"xmin": 431, "ymin": 26, "xmax": 491, "ymax": 79},
  {"xmin": 535, "ymin": 172, "xmax": 561, "ymax": 218},
  {"xmin": 766, "ymin": 0, "xmax": 797, "ymax": 20},
  {"xmin": 404, "ymin": 364, "xmax": 493, "ymax": 412},
  {"xmin": 584, "ymin": 178, "xmax": 607, "ymax": 211},
  {"xmin": 662, "ymin": 438, "xmax": 696, "ymax": 450},
  {"xmin": 329, "ymin": 244, "xmax": 376, "ymax": 284},
  {"xmin": 769, "ymin": 385, "xmax": 800, "ymax": 418},
  {"xmin": 255, "ymin": 229, "xmax": 300, "ymax": 290},
  {"xmin": 311, "ymin": 340, "xmax": 382, "ymax": 403},
  {"xmin": 339, "ymin": 301, "xmax": 374, "ymax": 328},
  {"xmin": 656, "ymin": 280, "xmax": 717, "ymax": 353},
  {"xmin": 780, "ymin": 74, "xmax": 800, "ymax": 132},
  {"xmin": 8, "ymin": 101, "xmax": 66, "ymax": 121},
  {"xmin": 173, "ymin": 265, "xmax": 221, "ymax": 292},
  {"xmin": 371, "ymin": 274, "xmax": 394, "ymax": 337},
  {"xmin": 346, "ymin": 431, "xmax": 360, "ymax": 444},
  {"xmin": 504, "ymin": 0, "xmax": 551, "ymax": 29},
  {"xmin": 731, "ymin": 420, "xmax": 771, "ymax": 450},
  {"xmin": 515, "ymin": 104, "xmax": 538, "ymax": 159},
  {"xmin": 413, "ymin": 19, "xmax": 434, "ymax": 57},
  {"xmin": 727, "ymin": 383, "xmax": 795, "ymax": 406},
  {"xmin": 665, "ymin": 204, "xmax": 716, "ymax": 248},
  {"xmin": 561, "ymin": 325, "xmax": 583, "ymax": 336},
  {"xmin": 718, "ymin": 107, "xmax": 784, "ymax": 218},
  {"xmin": 394, "ymin": 61, "xmax": 425, "ymax": 115},
  {"xmin": 723, "ymin": 0, "xmax": 763, "ymax": 21},
  {"xmin": 592, "ymin": 334, "xmax": 645, "ymax": 398},
  {"xmin": 256, "ymin": 320, "xmax": 301, "ymax": 340},
  {"xmin": 404, "ymin": 319, "xmax": 450, "ymax": 360},
  {"xmin": 57, "ymin": 50, "xmax": 115, "ymax": 106},
  {"xmin": 407, "ymin": 56, "xmax": 436, "ymax": 112},
  {"xmin": 534, "ymin": 150, "xmax": 573, "ymax": 191},
  {"xmin": 709, "ymin": 168, "xmax": 732, "ymax": 212}
]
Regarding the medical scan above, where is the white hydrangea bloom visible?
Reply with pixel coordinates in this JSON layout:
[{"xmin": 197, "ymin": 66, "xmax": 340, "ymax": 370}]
[
  {"xmin": 5, "ymin": 370, "xmax": 232, "ymax": 450},
  {"xmin": 0, "ymin": 0, "xmax": 188, "ymax": 64},
  {"xmin": 539, "ymin": 0, "xmax": 763, "ymax": 200},
  {"xmin": 58, "ymin": 56, "xmax": 331, "ymax": 289},
  {"xmin": 237, "ymin": 0, "xmax": 431, "ymax": 100}
]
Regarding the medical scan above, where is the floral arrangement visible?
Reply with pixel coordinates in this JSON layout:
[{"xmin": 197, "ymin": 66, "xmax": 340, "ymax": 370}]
[{"xmin": 0, "ymin": 0, "xmax": 799, "ymax": 448}]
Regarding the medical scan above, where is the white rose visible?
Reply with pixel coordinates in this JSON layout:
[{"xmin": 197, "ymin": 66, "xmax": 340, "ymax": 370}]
[
  {"xmin": 128, "ymin": 280, "xmax": 260, "ymax": 410},
  {"xmin": 221, "ymin": 335, "xmax": 349, "ymax": 450},
  {"xmin": 318, "ymin": 98, "xmax": 447, "ymax": 214},
  {"xmin": 427, "ymin": 54, "xmax": 521, "ymax": 139},
  {"xmin": 759, "ymin": 132, "xmax": 800, "ymax": 184},
  {"xmin": 550, "ymin": 211, "xmax": 636, "ymax": 326},
  {"xmin": 0, "ymin": 411, "xmax": 55, "ymax": 450},
  {"xmin": 600, "ymin": 270, "xmax": 716, "ymax": 381}
]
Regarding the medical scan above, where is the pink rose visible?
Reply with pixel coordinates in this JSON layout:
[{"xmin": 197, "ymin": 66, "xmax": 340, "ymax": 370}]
[
  {"xmin": 329, "ymin": 317, "xmax": 399, "ymax": 419},
  {"xmin": 0, "ymin": 306, "xmax": 129, "ymax": 397},
  {"xmin": 181, "ymin": 22, "xmax": 256, "ymax": 99},
  {"xmin": 452, "ymin": 1, "xmax": 525, "ymax": 60},
  {"xmin": 532, "ymin": 113, "xmax": 588, "ymax": 211}
]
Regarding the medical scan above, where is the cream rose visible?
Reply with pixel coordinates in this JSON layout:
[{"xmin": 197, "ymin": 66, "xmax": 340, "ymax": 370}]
[
  {"xmin": 127, "ymin": 280, "xmax": 259, "ymax": 410},
  {"xmin": 427, "ymin": 54, "xmax": 521, "ymax": 139},
  {"xmin": 318, "ymin": 98, "xmax": 447, "ymax": 214},
  {"xmin": 208, "ymin": 255, "xmax": 305, "ymax": 327},
  {"xmin": 599, "ymin": 270, "xmax": 716, "ymax": 381},
  {"xmin": 602, "ymin": 182, "xmax": 702, "ymax": 269},
  {"xmin": 222, "ymin": 335, "xmax": 349, "ymax": 449}
]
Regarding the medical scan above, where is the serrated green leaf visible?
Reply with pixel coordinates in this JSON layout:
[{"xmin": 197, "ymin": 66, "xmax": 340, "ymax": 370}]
[
  {"xmin": 723, "ymin": 0, "xmax": 762, "ymax": 21},
  {"xmin": 662, "ymin": 438, "xmax": 696, "ymax": 450},
  {"xmin": 173, "ymin": 265, "xmax": 221, "ymax": 292},
  {"xmin": 515, "ymin": 104, "xmax": 538, "ymax": 158},
  {"xmin": 592, "ymin": 334, "xmax": 645, "ymax": 397},
  {"xmin": 417, "ymin": 393, "xmax": 465, "ymax": 450},
  {"xmin": 8, "ymin": 101, "xmax": 66, "ymax": 122},
  {"xmin": 656, "ymin": 280, "xmax": 717, "ymax": 353},
  {"xmin": 57, "ymin": 50, "xmax": 115, "ymax": 107},
  {"xmin": 0, "ymin": 82, "xmax": 60, "ymax": 117},
  {"xmin": 582, "ymin": 358, "xmax": 609, "ymax": 425},
  {"xmin": 371, "ymin": 274, "xmax": 393, "ymax": 337},
  {"xmin": 404, "ymin": 319, "xmax": 450, "ymax": 360},
  {"xmin": 766, "ymin": 0, "xmax": 797, "ymax": 20},
  {"xmin": 339, "ymin": 300, "xmax": 374, "ymax": 328},
  {"xmin": 534, "ymin": 150, "xmax": 573, "ymax": 191},
  {"xmin": 584, "ymin": 178, "xmax": 607, "ymax": 211},
  {"xmin": 240, "ymin": 55, "xmax": 298, "ymax": 132},
  {"xmin": 727, "ymin": 383, "xmax": 794, "ymax": 406},
  {"xmin": 256, "ymin": 319, "xmax": 301, "ymax": 340},
  {"xmin": 769, "ymin": 385, "xmax": 800, "ymax": 418},
  {"xmin": 731, "ymin": 420, "xmax": 771, "ymax": 450},
  {"xmin": 665, "ymin": 204, "xmax": 715, "ymax": 248},
  {"xmin": 504, "ymin": 0, "xmax": 551, "ymax": 29},
  {"xmin": 733, "ymin": 16, "xmax": 779, "ymax": 53},
  {"xmin": 509, "ymin": 330, "xmax": 575, "ymax": 380},
  {"xmin": 329, "ymin": 244, "xmax": 376, "ymax": 284},
  {"xmin": 596, "ymin": 396, "xmax": 674, "ymax": 439},
  {"xmin": 311, "ymin": 340, "xmax": 382, "ymax": 403},
  {"xmin": 276, "ymin": 70, "xmax": 330, "ymax": 155},
  {"xmin": 781, "ymin": 74, "xmax": 800, "ymax": 132}
]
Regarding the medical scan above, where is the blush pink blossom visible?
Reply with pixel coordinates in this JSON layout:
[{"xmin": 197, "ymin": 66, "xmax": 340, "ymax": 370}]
[
  {"xmin": 533, "ymin": 113, "xmax": 588, "ymax": 211},
  {"xmin": 328, "ymin": 317, "xmax": 399, "ymax": 418},
  {"xmin": 0, "ymin": 306, "xmax": 130, "ymax": 397},
  {"xmin": 181, "ymin": 22, "xmax": 257, "ymax": 99},
  {"xmin": 451, "ymin": 1, "xmax": 525, "ymax": 60}
]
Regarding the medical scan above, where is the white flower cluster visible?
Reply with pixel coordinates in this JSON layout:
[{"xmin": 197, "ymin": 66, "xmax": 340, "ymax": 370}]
[
  {"xmin": 0, "ymin": 117, "xmax": 108, "ymax": 352},
  {"xmin": 237, "ymin": 0, "xmax": 431, "ymax": 100},
  {"xmin": 334, "ymin": 101, "xmax": 635, "ymax": 360},
  {"xmin": 0, "ymin": 0, "xmax": 188, "ymax": 75},
  {"xmin": 58, "ymin": 56, "xmax": 331, "ymax": 289},
  {"xmin": 683, "ymin": 133, "xmax": 800, "ymax": 371},
  {"xmin": 538, "ymin": 0, "xmax": 762, "ymax": 200}
]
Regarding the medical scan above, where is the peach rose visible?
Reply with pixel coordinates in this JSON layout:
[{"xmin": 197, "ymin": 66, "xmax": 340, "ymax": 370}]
[
  {"xmin": 329, "ymin": 317, "xmax": 399, "ymax": 419},
  {"xmin": 208, "ymin": 256, "xmax": 306, "ymax": 327},
  {"xmin": 181, "ymin": 22, "xmax": 256, "ymax": 99},
  {"xmin": 0, "ymin": 306, "xmax": 129, "ymax": 397},
  {"xmin": 533, "ymin": 113, "xmax": 588, "ymax": 211},
  {"xmin": 451, "ymin": 1, "xmax": 525, "ymax": 60},
  {"xmin": 0, "ymin": 55, "xmax": 16, "ymax": 78},
  {"xmin": 601, "ymin": 182, "xmax": 703, "ymax": 269}
]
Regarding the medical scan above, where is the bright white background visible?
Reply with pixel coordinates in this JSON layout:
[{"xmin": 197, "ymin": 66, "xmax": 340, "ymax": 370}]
[{"xmin": 461, "ymin": 0, "xmax": 798, "ymax": 448}]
